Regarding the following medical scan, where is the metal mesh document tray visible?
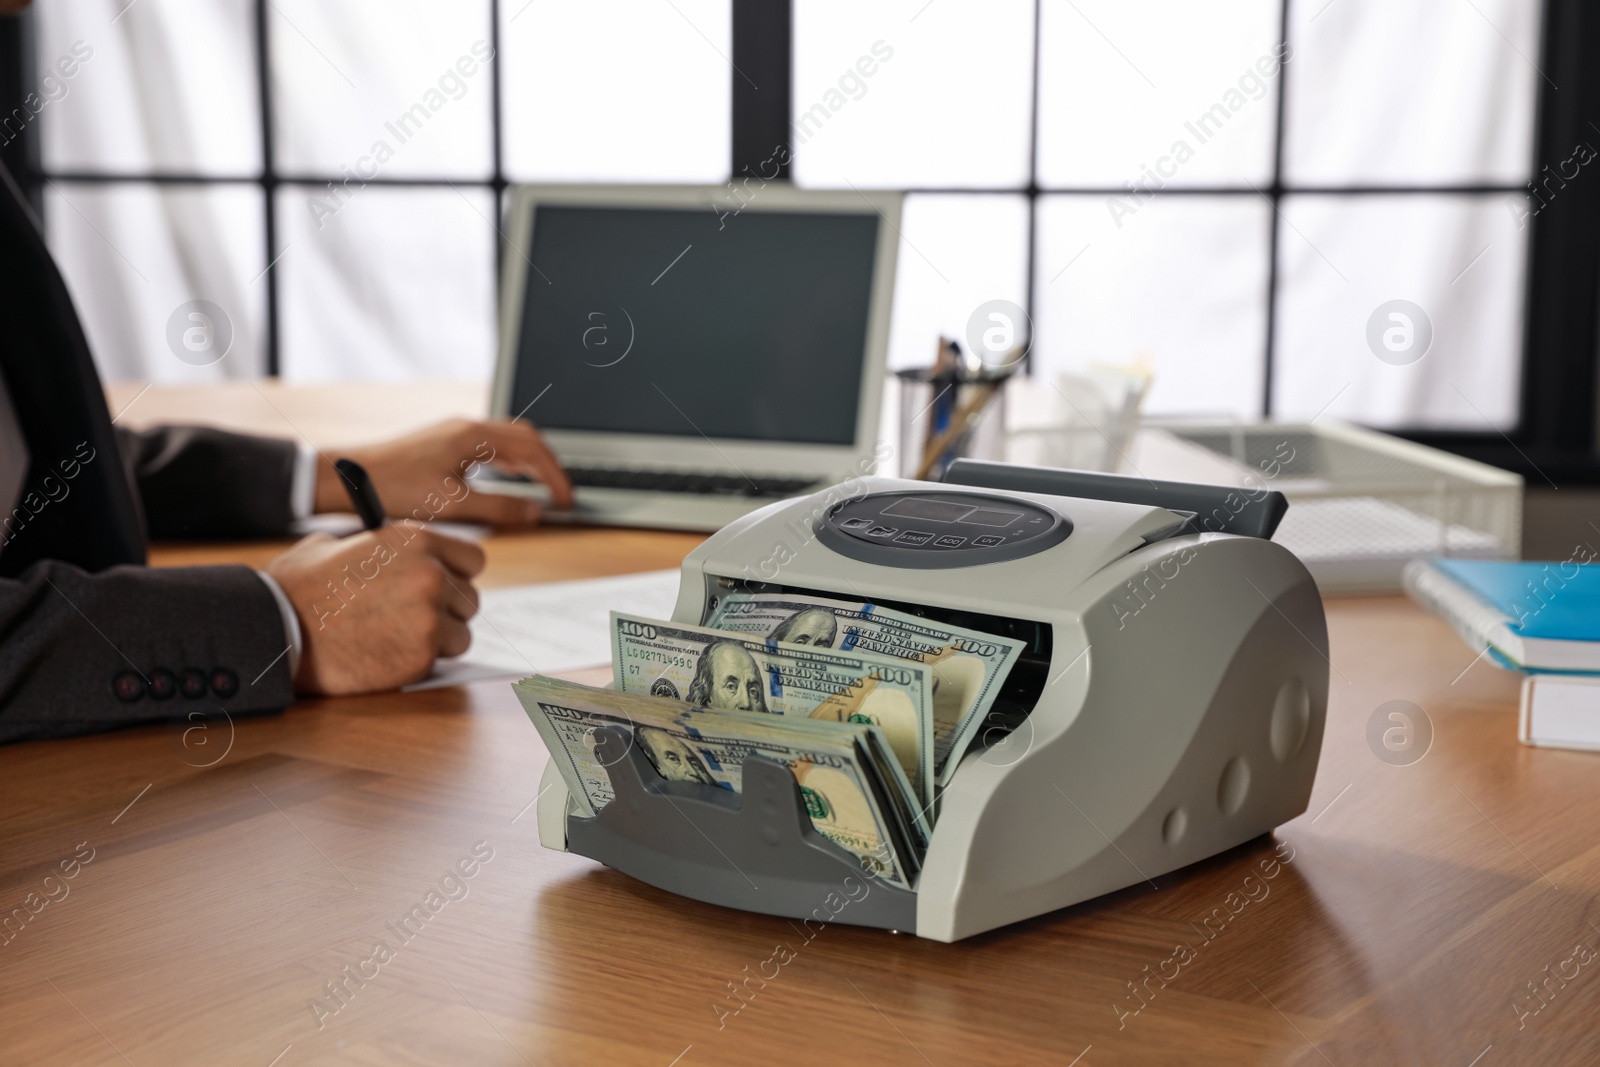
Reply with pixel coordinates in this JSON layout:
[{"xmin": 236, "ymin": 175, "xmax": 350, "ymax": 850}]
[{"xmin": 1149, "ymin": 420, "xmax": 1522, "ymax": 593}]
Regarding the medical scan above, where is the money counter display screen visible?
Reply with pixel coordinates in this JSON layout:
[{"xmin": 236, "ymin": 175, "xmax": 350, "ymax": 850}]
[{"xmin": 510, "ymin": 204, "xmax": 881, "ymax": 446}]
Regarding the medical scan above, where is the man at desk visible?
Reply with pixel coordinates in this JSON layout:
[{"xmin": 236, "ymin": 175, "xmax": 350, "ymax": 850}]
[{"xmin": 0, "ymin": 162, "xmax": 572, "ymax": 743}]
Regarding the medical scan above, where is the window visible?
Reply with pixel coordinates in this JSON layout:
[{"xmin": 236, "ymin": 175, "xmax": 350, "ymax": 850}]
[
  {"xmin": 795, "ymin": 0, "xmax": 1543, "ymax": 429},
  {"xmin": 15, "ymin": 0, "xmax": 1561, "ymax": 442},
  {"xmin": 29, "ymin": 0, "xmax": 731, "ymax": 383}
]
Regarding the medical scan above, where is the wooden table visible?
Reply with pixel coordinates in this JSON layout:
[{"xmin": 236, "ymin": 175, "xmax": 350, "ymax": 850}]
[
  {"xmin": 4, "ymin": 542, "xmax": 1596, "ymax": 1065},
  {"xmin": 3, "ymin": 385, "xmax": 1597, "ymax": 1064}
]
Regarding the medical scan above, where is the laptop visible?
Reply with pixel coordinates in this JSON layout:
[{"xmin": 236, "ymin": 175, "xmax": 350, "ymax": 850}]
[{"xmin": 477, "ymin": 183, "xmax": 902, "ymax": 531}]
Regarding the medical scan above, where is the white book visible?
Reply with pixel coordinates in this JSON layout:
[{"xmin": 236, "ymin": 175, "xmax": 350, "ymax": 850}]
[{"xmin": 1520, "ymin": 674, "xmax": 1600, "ymax": 751}]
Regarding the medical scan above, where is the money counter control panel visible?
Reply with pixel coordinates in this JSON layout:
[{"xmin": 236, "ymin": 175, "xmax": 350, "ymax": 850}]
[{"xmin": 817, "ymin": 491, "xmax": 1072, "ymax": 569}]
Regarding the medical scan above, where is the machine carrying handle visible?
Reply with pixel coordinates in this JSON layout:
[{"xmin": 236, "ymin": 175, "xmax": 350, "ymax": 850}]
[{"xmin": 942, "ymin": 459, "xmax": 1288, "ymax": 540}]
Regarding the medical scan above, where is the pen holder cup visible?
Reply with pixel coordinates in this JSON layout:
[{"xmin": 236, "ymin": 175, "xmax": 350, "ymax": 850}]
[
  {"xmin": 565, "ymin": 726, "xmax": 918, "ymax": 932},
  {"xmin": 895, "ymin": 368, "xmax": 1009, "ymax": 481}
]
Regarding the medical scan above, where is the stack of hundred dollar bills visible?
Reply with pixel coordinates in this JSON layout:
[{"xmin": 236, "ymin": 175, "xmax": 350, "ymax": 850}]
[{"xmin": 514, "ymin": 592, "xmax": 1026, "ymax": 891}]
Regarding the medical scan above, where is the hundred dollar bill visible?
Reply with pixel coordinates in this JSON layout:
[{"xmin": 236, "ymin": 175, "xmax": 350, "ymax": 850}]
[
  {"xmin": 705, "ymin": 592, "xmax": 1026, "ymax": 784},
  {"xmin": 514, "ymin": 675, "xmax": 920, "ymax": 889},
  {"xmin": 610, "ymin": 612, "xmax": 935, "ymax": 808}
]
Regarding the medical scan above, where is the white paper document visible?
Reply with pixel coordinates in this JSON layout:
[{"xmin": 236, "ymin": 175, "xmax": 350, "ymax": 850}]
[{"xmin": 406, "ymin": 569, "xmax": 682, "ymax": 691}]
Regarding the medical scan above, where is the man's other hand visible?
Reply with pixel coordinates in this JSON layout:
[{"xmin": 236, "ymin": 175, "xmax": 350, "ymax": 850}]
[
  {"xmin": 263, "ymin": 525, "xmax": 485, "ymax": 694},
  {"xmin": 313, "ymin": 418, "xmax": 573, "ymax": 526}
]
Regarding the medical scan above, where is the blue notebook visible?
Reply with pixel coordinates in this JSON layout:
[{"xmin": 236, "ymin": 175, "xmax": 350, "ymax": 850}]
[{"xmin": 1402, "ymin": 559, "xmax": 1600, "ymax": 672}]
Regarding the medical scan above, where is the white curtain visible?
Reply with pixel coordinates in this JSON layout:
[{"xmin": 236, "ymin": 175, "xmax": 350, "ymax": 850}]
[
  {"xmin": 35, "ymin": 0, "xmax": 728, "ymax": 384},
  {"xmin": 36, "ymin": 0, "xmax": 1542, "ymax": 430},
  {"xmin": 38, "ymin": 0, "xmax": 263, "ymax": 382}
]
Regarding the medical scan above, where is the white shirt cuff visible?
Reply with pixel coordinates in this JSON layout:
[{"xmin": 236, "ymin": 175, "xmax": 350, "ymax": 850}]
[
  {"xmin": 255, "ymin": 570, "xmax": 302, "ymax": 683},
  {"xmin": 289, "ymin": 442, "xmax": 318, "ymax": 522}
]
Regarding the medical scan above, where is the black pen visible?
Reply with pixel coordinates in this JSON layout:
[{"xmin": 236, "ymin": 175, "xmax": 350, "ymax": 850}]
[{"xmin": 334, "ymin": 458, "xmax": 386, "ymax": 531}]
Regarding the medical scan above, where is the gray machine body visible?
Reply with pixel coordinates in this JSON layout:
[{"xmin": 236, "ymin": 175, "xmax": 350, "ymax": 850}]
[{"xmin": 537, "ymin": 474, "xmax": 1328, "ymax": 942}]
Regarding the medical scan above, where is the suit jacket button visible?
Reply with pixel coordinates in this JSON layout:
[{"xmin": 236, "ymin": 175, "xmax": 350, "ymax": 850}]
[
  {"xmin": 209, "ymin": 668, "xmax": 239, "ymax": 699},
  {"xmin": 112, "ymin": 671, "xmax": 145, "ymax": 703},
  {"xmin": 179, "ymin": 669, "xmax": 208, "ymax": 699},
  {"xmin": 147, "ymin": 668, "xmax": 177, "ymax": 700}
]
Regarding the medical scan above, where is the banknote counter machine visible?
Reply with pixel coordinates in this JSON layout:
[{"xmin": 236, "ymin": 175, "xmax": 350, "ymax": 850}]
[{"xmin": 535, "ymin": 461, "xmax": 1328, "ymax": 942}]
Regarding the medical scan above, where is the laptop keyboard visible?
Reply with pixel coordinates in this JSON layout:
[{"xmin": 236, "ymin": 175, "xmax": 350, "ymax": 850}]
[{"xmin": 494, "ymin": 467, "xmax": 820, "ymax": 498}]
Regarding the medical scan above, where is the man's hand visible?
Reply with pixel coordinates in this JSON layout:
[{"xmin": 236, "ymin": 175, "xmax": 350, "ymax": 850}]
[
  {"xmin": 313, "ymin": 419, "xmax": 573, "ymax": 526},
  {"xmin": 263, "ymin": 525, "xmax": 486, "ymax": 695}
]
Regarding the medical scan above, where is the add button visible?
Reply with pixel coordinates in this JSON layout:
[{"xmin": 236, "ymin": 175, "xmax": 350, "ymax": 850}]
[{"xmin": 933, "ymin": 535, "xmax": 966, "ymax": 548}]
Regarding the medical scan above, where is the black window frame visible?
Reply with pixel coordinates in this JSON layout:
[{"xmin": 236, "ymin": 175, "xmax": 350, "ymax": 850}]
[{"xmin": 2, "ymin": 0, "xmax": 1596, "ymax": 484}]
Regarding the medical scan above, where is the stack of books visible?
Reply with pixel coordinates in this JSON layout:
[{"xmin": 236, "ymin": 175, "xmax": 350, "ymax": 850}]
[{"xmin": 1403, "ymin": 558, "xmax": 1600, "ymax": 750}]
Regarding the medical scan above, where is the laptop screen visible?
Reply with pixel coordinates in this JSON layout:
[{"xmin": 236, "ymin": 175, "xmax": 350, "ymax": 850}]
[{"xmin": 508, "ymin": 204, "xmax": 880, "ymax": 447}]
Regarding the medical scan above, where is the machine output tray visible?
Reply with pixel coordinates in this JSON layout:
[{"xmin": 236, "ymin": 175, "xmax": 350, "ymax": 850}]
[{"xmin": 566, "ymin": 726, "xmax": 918, "ymax": 932}]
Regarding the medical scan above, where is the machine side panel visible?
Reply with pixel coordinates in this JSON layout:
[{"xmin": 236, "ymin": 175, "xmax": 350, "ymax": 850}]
[{"xmin": 917, "ymin": 536, "xmax": 1328, "ymax": 940}]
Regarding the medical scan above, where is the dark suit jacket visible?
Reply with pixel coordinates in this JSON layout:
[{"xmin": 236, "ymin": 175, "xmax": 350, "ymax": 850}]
[{"xmin": 0, "ymin": 161, "xmax": 297, "ymax": 743}]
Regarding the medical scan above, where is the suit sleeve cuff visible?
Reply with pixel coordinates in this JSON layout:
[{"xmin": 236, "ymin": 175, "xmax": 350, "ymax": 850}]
[{"xmin": 255, "ymin": 569, "xmax": 302, "ymax": 681}]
